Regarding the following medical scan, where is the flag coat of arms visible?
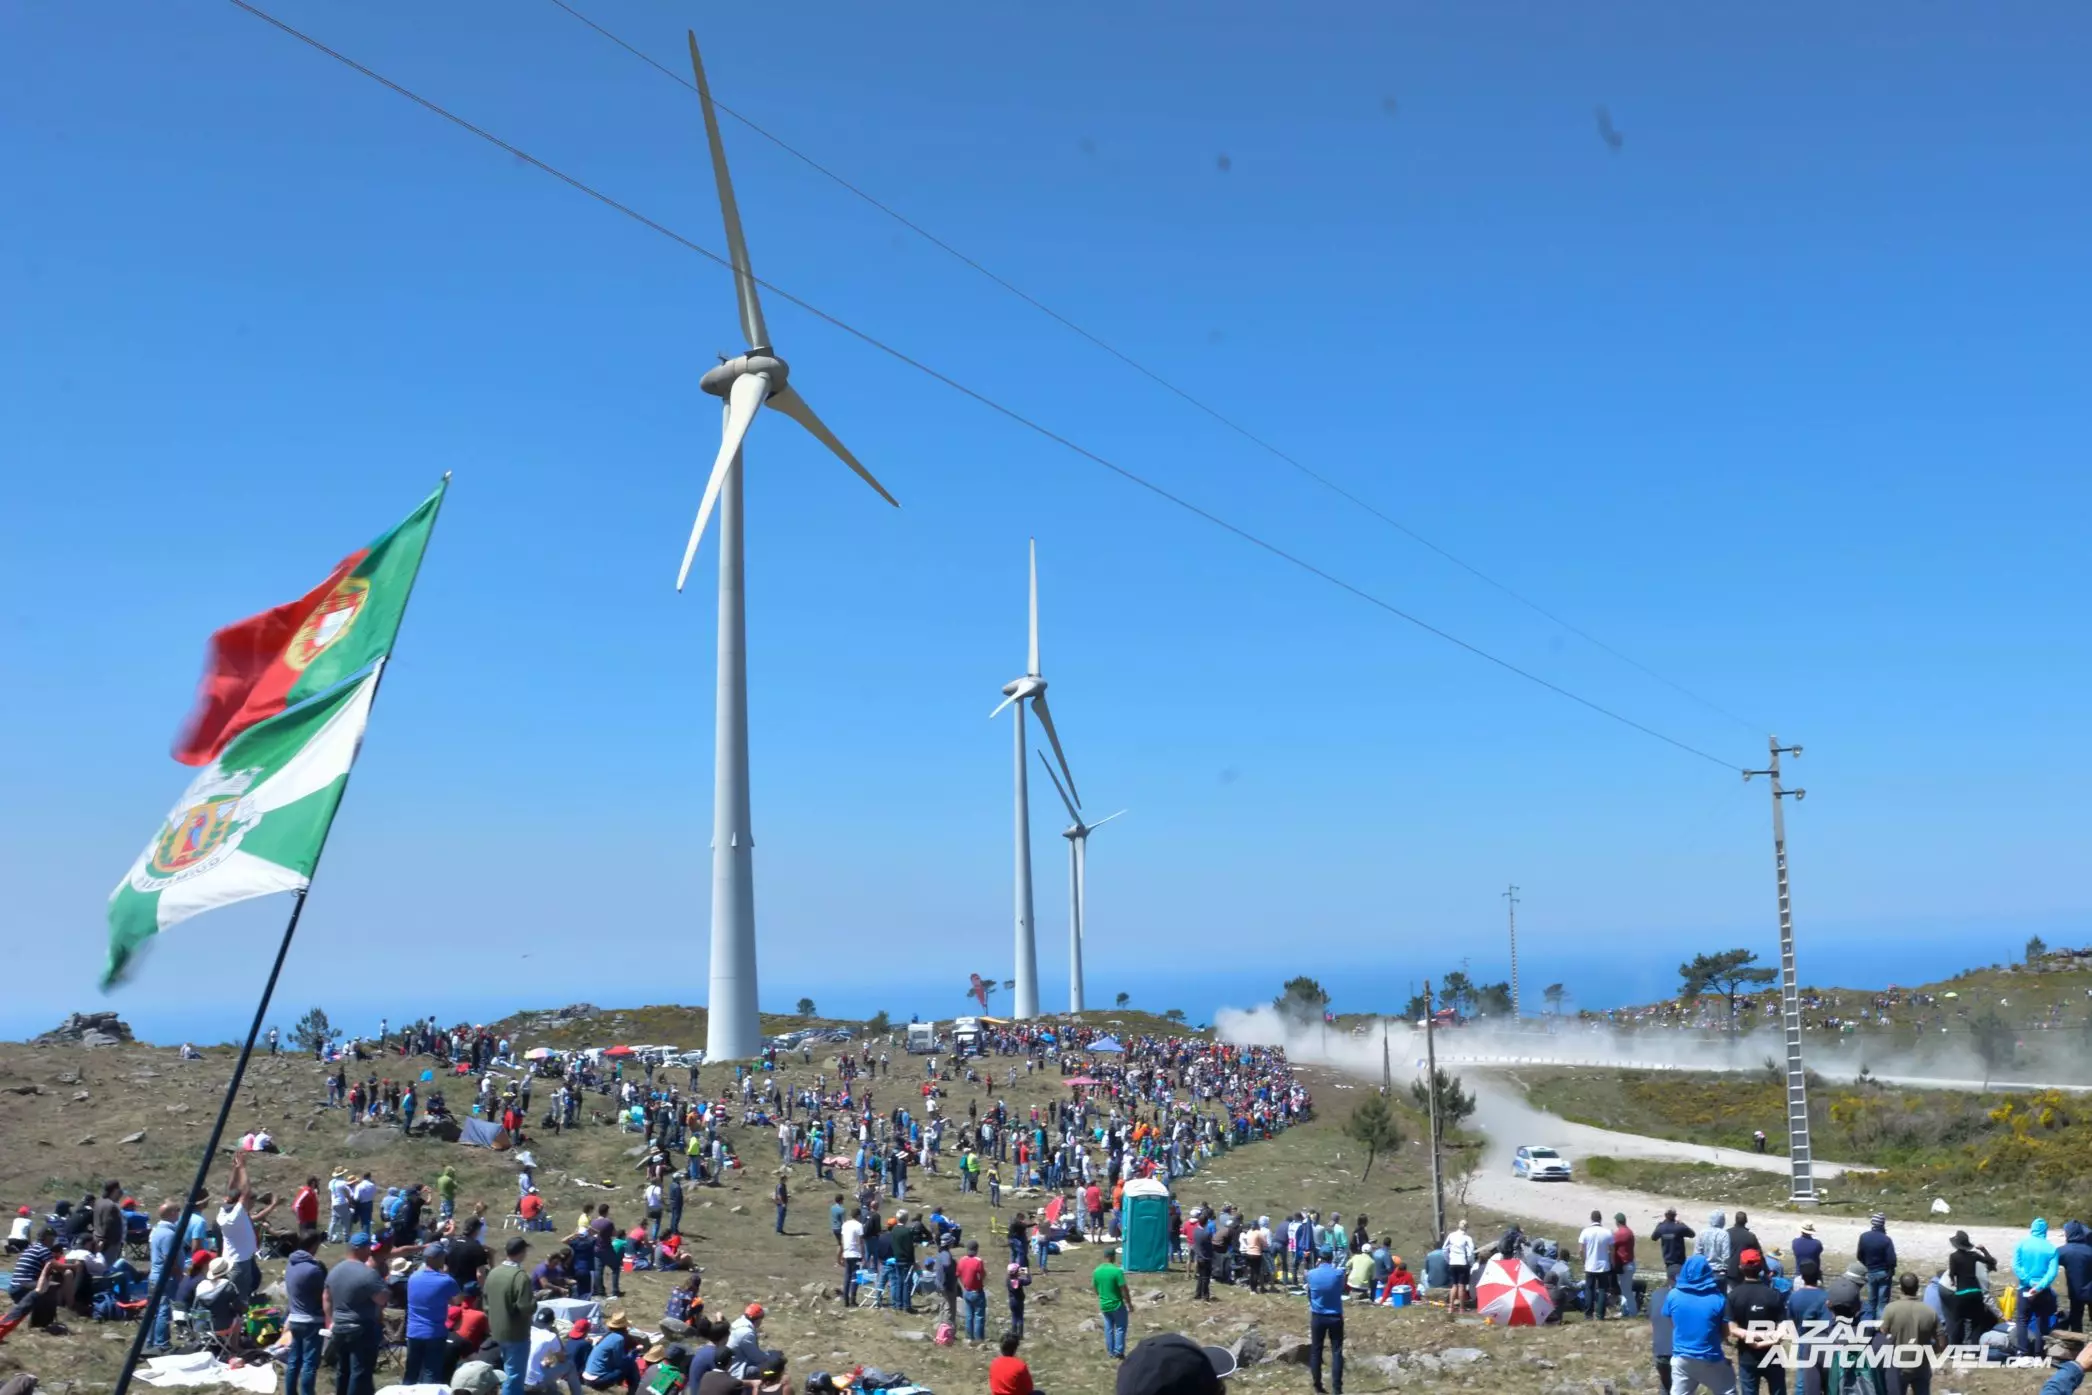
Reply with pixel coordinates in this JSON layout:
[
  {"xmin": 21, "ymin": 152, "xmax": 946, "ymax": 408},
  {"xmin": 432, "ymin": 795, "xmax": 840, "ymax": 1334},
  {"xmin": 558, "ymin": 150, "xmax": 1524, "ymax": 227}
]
[
  {"xmin": 105, "ymin": 665, "xmax": 381, "ymax": 986},
  {"xmin": 171, "ymin": 485, "xmax": 442, "ymax": 766}
]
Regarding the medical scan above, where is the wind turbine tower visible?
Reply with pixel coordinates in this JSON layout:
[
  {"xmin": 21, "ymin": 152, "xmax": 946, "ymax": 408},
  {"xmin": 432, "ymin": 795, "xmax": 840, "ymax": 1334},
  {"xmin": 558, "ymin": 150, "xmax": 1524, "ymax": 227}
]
[
  {"xmin": 676, "ymin": 31, "xmax": 898, "ymax": 1061},
  {"xmin": 990, "ymin": 540, "xmax": 1078, "ymax": 1020},
  {"xmin": 1038, "ymin": 755, "xmax": 1123, "ymax": 1015}
]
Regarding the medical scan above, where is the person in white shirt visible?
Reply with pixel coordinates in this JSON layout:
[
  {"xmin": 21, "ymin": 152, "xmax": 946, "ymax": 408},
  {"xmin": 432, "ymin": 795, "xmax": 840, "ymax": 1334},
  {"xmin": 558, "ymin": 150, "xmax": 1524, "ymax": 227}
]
[
  {"xmin": 1443, "ymin": 1220, "xmax": 1477, "ymax": 1314},
  {"xmin": 326, "ymin": 1170, "xmax": 353, "ymax": 1243},
  {"xmin": 216, "ymin": 1151, "xmax": 276, "ymax": 1302},
  {"xmin": 1576, "ymin": 1209, "xmax": 1616, "ymax": 1320},
  {"xmin": 838, "ymin": 1208, "xmax": 867, "ymax": 1308}
]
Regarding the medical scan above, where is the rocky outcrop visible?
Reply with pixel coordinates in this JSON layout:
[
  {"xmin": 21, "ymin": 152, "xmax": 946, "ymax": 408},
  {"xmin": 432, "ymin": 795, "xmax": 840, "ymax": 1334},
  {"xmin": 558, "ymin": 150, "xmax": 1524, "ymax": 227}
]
[{"xmin": 35, "ymin": 1013, "xmax": 134, "ymax": 1048}]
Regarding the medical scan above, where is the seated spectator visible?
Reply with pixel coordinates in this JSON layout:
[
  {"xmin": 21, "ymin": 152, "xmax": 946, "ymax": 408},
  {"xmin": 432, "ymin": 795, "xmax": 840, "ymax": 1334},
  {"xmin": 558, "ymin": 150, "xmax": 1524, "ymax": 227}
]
[
  {"xmin": 5, "ymin": 1209, "xmax": 30, "ymax": 1255},
  {"xmin": 664, "ymin": 1273, "xmax": 703, "ymax": 1324},
  {"xmin": 534, "ymin": 1248, "xmax": 574, "ymax": 1298},
  {"xmin": 584, "ymin": 1312, "xmax": 642, "ymax": 1391},
  {"xmin": 989, "ymin": 1331, "xmax": 1037, "ymax": 1395}
]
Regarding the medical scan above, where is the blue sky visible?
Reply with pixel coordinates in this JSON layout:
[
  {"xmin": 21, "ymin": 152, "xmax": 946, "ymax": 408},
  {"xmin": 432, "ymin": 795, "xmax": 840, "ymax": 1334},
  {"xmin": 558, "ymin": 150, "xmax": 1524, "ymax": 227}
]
[{"xmin": 3, "ymin": 1, "xmax": 2086, "ymax": 1043}]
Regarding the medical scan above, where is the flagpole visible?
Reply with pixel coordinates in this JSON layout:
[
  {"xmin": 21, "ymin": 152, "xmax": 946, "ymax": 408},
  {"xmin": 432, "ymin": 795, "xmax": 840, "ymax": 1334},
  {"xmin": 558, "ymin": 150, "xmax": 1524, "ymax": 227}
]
[
  {"xmin": 112, "ymin": 888, "xmax": 310, "ymax": 1395},
  {"xmin": 112, "ymin": 473, "xmax": 451, "ymax": 1395}
]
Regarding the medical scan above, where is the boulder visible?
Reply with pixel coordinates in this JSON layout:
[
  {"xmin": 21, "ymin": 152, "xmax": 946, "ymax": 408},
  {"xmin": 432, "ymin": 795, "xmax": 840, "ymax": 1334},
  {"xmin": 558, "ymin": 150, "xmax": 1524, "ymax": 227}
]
[
  {"xmin": 120, "ymin": 1131, "xmax": 147, "ymax": 1145},
  {"xmin": 896, "ymin": 1330, "xmax": 930, "ymax": 1342},
  {"xmin": 1441, "ymin": 1348, "xmax": 1489, "ymax": 1367},
  {"xmin": 35, "ymin": 1013, "xmax": 134, "ymax": 1047},
  {"xmin": 1141, "ymin": 1288, "xmax": 1167, "ymax": 1306},
  {"xmin": 1077, "ymin": 1319, "xmax": 1099, "ymax": 1334},
  {"xmin": 1269, "ymin": 1338, "xmax": 1310, "ymax": 1366},
  {"xmin": 1360, "ymin": 1355, "xmax": 1406, "ymax": 1380},
  {"xmin": 1405, "ymin": 1353, "xmax": 1443, "ymax": 1373},
  {"xmin": 1229, "ymin": 1330, "xmax": 1268, "ymax": 1367}
]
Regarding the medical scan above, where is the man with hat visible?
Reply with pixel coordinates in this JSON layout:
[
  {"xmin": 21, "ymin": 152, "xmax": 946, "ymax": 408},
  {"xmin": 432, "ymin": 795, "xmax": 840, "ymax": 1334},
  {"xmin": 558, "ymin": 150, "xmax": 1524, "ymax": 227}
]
[
  {"xmin": 1857, "ymin": 1214, "xmax": 1898, "ymax": 1322},
  {"xmin": 485, "ymin": 1235, "xmax": 539, "ymax": 1395},
  {"xmin": 327, "ymin": 1169, "xmax": 354, "ymax": 1245},
  {"xmin": 1790, "ymin": 1223, "xmax": 1824, "ymax": 1282},
  {"xmin": 583, "ymin": 1311, "xmax": 641, "ymax": 1391},
  {"xmin": 1115, "ymin": 1333, "xmax": 1235, "ymax": 1395},
  {"xmin": 324, "ymin": 1232, "xmax": 387, "ymax": 1395}
]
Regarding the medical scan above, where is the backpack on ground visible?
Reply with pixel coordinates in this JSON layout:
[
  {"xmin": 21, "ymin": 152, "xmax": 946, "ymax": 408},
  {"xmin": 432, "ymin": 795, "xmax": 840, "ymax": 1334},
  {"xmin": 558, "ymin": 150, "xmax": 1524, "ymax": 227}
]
[{"xmin": 932, "ymin": 1322, "xmax": 954, "ymax": 1347}]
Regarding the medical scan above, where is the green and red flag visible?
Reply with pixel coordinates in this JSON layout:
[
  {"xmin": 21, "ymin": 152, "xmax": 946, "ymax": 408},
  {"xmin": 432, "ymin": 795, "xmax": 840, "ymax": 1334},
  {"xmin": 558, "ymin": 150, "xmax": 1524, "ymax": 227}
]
[
  {"xmin": 106, "ymin": 665, "xmax": 381, "ymax": 987},
  {"xmin": 171, "ymin": 482, "xmax": 445, "ymax": 766}
]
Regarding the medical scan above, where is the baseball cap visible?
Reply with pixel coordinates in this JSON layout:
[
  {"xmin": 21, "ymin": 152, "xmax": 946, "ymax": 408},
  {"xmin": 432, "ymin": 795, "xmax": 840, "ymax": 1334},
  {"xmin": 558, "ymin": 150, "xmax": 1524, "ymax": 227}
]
[
  {"xmin": 1116, "ymin": 1334, "xmax": 1236, "ymax": 1395},
  {"xmin": 348, "ymin": 1232, "xmax": 373, "ymax": 1249},
  {"xmin": 506, "ymin": 1237, "xmax": 532, "ymax": 1257},
  {"xmin": 744, "ymin": 1303, "xmax": 765, "ymax": 1320},
  {"xmin": 1739, "ymin": 1248, "xmax": 1764, "ymax": 1270}
]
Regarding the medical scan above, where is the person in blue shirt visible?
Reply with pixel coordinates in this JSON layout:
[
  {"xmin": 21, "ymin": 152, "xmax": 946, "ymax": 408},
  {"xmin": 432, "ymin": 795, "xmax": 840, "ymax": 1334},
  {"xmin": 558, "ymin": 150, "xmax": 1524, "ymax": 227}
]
[
  {"xmin": 145, "ymin": 1201, "xmax": 180, "ymax": 1353},
  {"xmin": 2015, "ymin": 1218, "xmax": 2061, "ymax": 1356},
  {"xmin": 1660, "ymin": 1255, "xmax": 1735, "ymax": 1395},
  {"xmin": 2058, "ymin": 1221, "xmax": 2092, "ymax": 1335},
  {"xmin": 403, "ymin": 1248, "xmax": 461, "ymax": 1385},
  {"xmin": 584, "ymin": 1312, "xmax": 641, "ymax": 1391},
  {"xmin": 1306, "ymin": 1254, "xmax": 1347, "ymax": 1395}
]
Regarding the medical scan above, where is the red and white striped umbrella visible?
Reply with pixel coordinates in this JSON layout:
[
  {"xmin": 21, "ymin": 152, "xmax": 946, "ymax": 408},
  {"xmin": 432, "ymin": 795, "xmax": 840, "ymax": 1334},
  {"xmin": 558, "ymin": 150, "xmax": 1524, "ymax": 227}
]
[{"xmin": 1475, "ymin": 1255, "xmax": 1553, "ymax": 1326}]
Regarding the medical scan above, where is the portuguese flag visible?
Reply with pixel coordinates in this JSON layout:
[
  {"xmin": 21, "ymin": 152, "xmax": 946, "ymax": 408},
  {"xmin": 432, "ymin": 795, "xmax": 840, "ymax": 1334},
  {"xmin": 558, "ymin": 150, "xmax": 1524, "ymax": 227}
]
[
  {"xmin": 106, "ymin": 666, "xmax": 381, "ymax": 987},
  {"xmin": 172, "ymin": 481, "xmax": 446, "ymax": 766}
]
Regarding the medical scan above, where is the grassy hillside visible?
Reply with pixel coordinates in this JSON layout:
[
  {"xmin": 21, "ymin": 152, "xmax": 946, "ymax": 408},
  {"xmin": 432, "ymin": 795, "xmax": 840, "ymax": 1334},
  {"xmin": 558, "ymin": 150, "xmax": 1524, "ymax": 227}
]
[
  {"xmin": 0, "ymin": 1022, "xmax": 1639, "ymax": 1395},
  {"xmin": 1527, "ymin": 1068, "xmax": 2092, "ymax": 1224}
]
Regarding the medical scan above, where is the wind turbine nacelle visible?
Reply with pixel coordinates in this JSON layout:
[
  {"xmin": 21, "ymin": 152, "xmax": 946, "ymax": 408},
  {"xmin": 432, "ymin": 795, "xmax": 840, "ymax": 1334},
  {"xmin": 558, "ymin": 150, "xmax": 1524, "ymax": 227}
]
[
  {"xmin": 1062, "ymin": 824, "xmax": 1084, "ymax": 841},
  {"xmin": 700, "ymin": 353, "xmax": 787, "ymax": 399},
  {"xmin": 1002, "ymin": 676, "xmax": 1043, "ymax": 699}
]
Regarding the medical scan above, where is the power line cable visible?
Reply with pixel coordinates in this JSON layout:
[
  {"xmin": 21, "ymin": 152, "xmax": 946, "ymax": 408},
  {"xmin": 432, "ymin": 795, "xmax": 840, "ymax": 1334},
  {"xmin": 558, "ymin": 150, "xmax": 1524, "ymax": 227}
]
[
  {"xmin": 545, "ymin": 0, "xmax": 1765, "ymax": 737},
  {"xmin": 224, "ymin": 0, "xmax": 1745, "ymax": 773}
]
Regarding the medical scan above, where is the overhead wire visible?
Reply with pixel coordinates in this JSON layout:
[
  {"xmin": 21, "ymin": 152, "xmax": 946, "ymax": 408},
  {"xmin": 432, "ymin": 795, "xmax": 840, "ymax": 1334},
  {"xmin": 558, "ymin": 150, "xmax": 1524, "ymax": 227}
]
[
  {"xmin": 224, "ymin": 0, "xmax": 1746, "ymax": 774},
  {"xmin": 545, "ymin": 0, "xmax": 1766, "ymax": 738}
]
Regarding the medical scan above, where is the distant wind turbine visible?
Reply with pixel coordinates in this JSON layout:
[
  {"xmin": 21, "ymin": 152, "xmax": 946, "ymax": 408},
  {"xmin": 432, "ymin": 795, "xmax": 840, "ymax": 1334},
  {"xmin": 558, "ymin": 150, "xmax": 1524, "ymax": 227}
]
[
  {"xmin": 677, "ymin": 30, "xmax": 899, "ymax": 1062},
  {"xmin": 989, "ymin": 540, "xmax": 1078, "ymax": 1020},
  {"xmin": 1037, "ymin": 753, "xmax": 1123, "ymax": 1015}
]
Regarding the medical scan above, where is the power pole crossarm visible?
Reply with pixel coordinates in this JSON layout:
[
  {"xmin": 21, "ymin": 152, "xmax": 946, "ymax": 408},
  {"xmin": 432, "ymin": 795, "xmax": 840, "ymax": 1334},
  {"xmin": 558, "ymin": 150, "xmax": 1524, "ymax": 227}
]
[{"xmin": 1744, "ymin": 737, "xmax": 1813, "ymax": 1205}]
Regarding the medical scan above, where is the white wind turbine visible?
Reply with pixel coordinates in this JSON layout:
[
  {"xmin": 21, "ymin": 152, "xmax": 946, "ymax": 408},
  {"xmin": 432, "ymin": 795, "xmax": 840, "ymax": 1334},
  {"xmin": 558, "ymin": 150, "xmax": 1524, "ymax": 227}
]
[
  {"xmin": 675, "ymin": 30, "xmax": 898, "ymax": 1062},
  {"xmin": 989, "ymin": 540, "xmax": 1078, "ymax": 1021},
  {"xmin": 1036, "ymin": 753, "xmax": 1124, "ymax": 1015}
]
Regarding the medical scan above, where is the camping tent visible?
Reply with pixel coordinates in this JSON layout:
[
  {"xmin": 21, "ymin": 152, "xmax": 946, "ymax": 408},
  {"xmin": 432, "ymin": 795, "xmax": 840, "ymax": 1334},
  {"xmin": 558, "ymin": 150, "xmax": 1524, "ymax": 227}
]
[
  {"xmin": 458, "ymin": 1119, "xmax": 512, "ymax": 1150},
  {"xmin": 1120, "ymin": 1177, "xmax": 1172, "ymax": 1272},
  {"xmin": 1089, "ymin": 1035, "xmax": 1124, "ymax": 1053}
]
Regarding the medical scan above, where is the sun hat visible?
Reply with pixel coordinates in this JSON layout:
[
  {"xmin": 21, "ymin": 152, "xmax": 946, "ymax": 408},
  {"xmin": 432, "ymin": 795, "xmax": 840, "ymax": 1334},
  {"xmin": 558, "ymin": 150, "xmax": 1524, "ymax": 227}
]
[
  {"xmin": 607, "ymin": 1313, "xmax": 631, "ymax": 1332},
  {"xmin": 1800, "ymin": 1223, "xmax": 1816, "ymax": 1234},
  {"xmin": 207, "ymin": 1256, "xmax": 233, "ymax": 1281}
]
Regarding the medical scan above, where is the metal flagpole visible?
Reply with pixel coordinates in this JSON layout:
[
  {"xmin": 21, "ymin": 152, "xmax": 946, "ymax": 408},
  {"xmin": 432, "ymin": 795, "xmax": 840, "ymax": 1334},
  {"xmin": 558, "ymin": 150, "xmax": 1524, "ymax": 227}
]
[{"xmin": 112, "ymin": 475, "xmax": 450, "ymax": 1395}]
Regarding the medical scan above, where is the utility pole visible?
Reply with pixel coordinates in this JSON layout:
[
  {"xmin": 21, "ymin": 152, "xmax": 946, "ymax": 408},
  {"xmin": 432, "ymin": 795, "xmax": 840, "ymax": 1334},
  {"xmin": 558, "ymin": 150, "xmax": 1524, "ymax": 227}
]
[
  {"xmin": 1504, "ymin": 884, "xmax": 1522, "ymax": 1019},
  {"xmin": 1381, "ymin": 1018, "xmax": 1392, "ymax": 1095},
  {"xmin": 1745, "ymin": 736, "xmax": 1814, "ymax": 1205},
  {"xmin": 1423, "ymin": 979, "xmax": 1446, "ymax": 1240}
]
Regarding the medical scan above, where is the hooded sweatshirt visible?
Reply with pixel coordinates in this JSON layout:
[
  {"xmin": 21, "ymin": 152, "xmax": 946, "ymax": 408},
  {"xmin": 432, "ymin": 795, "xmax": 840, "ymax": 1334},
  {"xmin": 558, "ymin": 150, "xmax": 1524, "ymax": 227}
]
[
  {"xmin": 2016, "ymin": 1219, "xmax": 2060, "ymax": 1293},
  {"xmin": 725, "ymin": 1315, "xmax": 765, "ymax": 1378},
  {"xmin": 2056, "ymin": 1222, "xmax": 2092, "ymax": 1299},
  {"xmin": 1661, "ymin": 1255, "xmax": 1729, "ymax": 1362},
  {"xmin": 1696, "ymin": 1213, "xmax": 1732, "ymax": 1274}
]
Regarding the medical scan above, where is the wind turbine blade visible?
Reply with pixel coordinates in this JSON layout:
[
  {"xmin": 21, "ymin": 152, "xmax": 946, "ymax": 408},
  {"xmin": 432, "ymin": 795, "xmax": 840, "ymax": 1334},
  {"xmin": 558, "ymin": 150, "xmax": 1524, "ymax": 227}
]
[
  {"xmin": 1030, "ymin": 692, "xmax": 1078, "ymax": 807},
  {"xmin": 686, "ymin": 30, "xmax": 768, "ymax": 350},
  {"xmin": 1035, "ymin": 749, "xmax": 1080, "ymax": 821},
  {"xmin": 767, "ymin": 383, "xmax": 898, "ymax": 508},
  {"xmin": 988, "ymin": 693, "xmax": 1018, "ymax": 719},
  {"xmin": 676, "ymin": 371, "xmax": 768, "ymax": 591},
  {"xmin": 1027, "ymin": 538, "xmax": 1040, "ymax": 676},
  {"xmin": 1088, "ymin": 810, "xmax": 1127, "ymax": 829}
]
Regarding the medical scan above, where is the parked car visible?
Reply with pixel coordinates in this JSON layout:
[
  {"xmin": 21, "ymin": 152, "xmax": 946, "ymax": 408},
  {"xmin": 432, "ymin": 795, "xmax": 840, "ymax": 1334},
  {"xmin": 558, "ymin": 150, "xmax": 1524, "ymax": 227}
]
[{"xmin": 1512, "ymin": 1145, "xmax": 1572, "ymax": 1181}]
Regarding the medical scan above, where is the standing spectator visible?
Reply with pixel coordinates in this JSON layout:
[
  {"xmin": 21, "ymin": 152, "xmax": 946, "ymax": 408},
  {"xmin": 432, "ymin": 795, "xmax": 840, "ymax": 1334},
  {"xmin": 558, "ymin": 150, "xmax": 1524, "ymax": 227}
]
[
  {"xmin": 829, "ymin": 1196, "xmax": 846, "ymax": 1250},
  {"xmin": 282, "ymin": 1233, "xmax": 327, "ymax": 1395},
  {"xmin": 485, "ymin": 1237, "xmax": 538, "ymax": 1395},
  {"xmin": 770, "ymin": 1177, "xmax": 786, "ymax": 1238},
  {"xmin": 1648, "ymin": 1273, "xmax": 1675, "ymax": 1394},
  {"xmin": 1944, "ymin": 1231, "xmax": 1999, "ymax": 1347},
  {"xmin": 328, "ymin": 1170, "xmax": 354, "ymax": 1244},
  {"xmin": 838, "ymin": 1207, "xmax": 866, "ymax": 1308},
  {"xmin": 2016, "ymin": 1219, "xmax": 2061, "ymax": 1357},
  {"xmin": 1880, "ymin": 1272, "xmax": 1941, "ymax": 1395},
  {"xmin": 1857, "ymin": 1214, "xmax": 1897, "ymax": 1322},
  {"xmin": 1661, "ymin": 1256, "xmax": 1733, "ymax": 1395},
  {"xmin": 1783, "ymin": 1268, "xmax": 1830, "ymax": 1378},
  {"xmin": 1726, "ymin": 1213, "xmax": 1763, "ymax": 1285},
  {"xmin": 666, "ymin": 1175, "xmax": 685, "ymax": 1241},
  {"xmin": 1613, "ymin": 1212, "xmax": 1640, "ymax": 1319},
  {"xmin": 323, "ymin": 1232, "xmax": 386, "ymax": 1395},
  {"xmin": 957, "ymin": 1240, "xmax": 988, "ymax": 1343},
  {"xmin": 1444, "ymin": 1220, "xmax": 1476, "ymax": 1315},
  {"xmin": 590, "ymin": 1207, "xmax": 621, "ymax": 1300},
  {"xmin": 1306, "ymin": 1251, "xmax": 1346, "ymax": 1395},
  {"xmin": 292, "ymin": 1176, "xmax": 322, "ymax": 1235},
  {"xmin": 352, "ymin": 1173, "xmax": 378, "ymax": 1234},
  {"xmin": 1652, "ymin": 1211, "xmax": 1696, "ymax": 1285},
  {"xmin": 437, "ymin": 1166, "xmax": 459, "ymax": 1222},
  {"xmin": 91, "ymin": 1181, "xmax": 125, "ymax": 1265},
  {"xmin": 1790, "ymin": 1222, "xmax": 1823, "ymax": 1281},
  {"xmin": 1579, "ymin": 1210, "xmax": 1616, "ymax": 1321},
  {"xmin": 2058, "ymin": 1222, "xmax": 2092, "ymax": 1334},
  {"xmin": 1724, "ymin": 1250, "xmax": 1788, "ymax": 1395},
  {"xmin": 1006, "ymin": 1262, "xmax": 1031, "ymax": 1339},
  {"xmin": 217, "ymin": 1152, "xmax": 275, "ymax": 1302},
  {"xmin": 1697, "ymin": 1212, "xmax": 1733, "ymax": 1287},
  {"xmin": 1094, "ymin": 1246, "xmax": 1131, "ymax": 1360},
  {"xmin": 144, "ymin": 1200, "xmax": 180, "ymax": 1354},
  {"xmin": 405, "ymin": 1248, "xmax": 461, "ymax": 1384}
]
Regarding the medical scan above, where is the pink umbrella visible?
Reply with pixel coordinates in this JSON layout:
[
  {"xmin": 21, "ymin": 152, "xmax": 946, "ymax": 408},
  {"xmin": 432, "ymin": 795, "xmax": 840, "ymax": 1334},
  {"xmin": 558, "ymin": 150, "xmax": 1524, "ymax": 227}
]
[
  {"xmin": 1064, "ymin": 1077, "xmax": 1100, "ymax": 1086},
  {"xmin": 1475, "ymin": 1255, "xmax": 1553, "ymax": 1327}
]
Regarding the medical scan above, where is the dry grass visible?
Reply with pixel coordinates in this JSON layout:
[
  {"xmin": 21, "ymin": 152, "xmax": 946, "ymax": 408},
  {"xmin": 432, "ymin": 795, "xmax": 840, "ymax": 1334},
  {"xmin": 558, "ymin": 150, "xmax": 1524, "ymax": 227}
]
[{"xmin": 0, "ymin": 1025, "xmax": 2046, "ymax": 1395}]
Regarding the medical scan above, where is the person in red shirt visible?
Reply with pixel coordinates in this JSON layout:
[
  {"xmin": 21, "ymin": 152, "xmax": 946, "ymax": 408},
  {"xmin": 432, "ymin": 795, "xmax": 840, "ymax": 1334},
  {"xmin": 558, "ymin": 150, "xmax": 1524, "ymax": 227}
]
[
  {"xmin": 446, "ymin": 1291, "xmax": 490, "ymax": 1370},
  {"xmin": 989, "ymin": 1331, "xmax": 1036, "ymax": 1395},
  {"xmin": 519, "ymin": 1190, "xmax": 545, "ymax": 1229},
  {"xmin": 292, "ymin": 1177, "xmax": 321, "ymax": 1232},
  {"xmin": 1084, "ymin": 1184, "xmax": 1104, "ymax": 1242},
  {"xmin": 1610, "ymin": 1211, "xmax": 1640, "ymax": 1318},
  {"xmin": 956, "ymin": 1240, "xmax": 989, "ymax": 1342}
]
